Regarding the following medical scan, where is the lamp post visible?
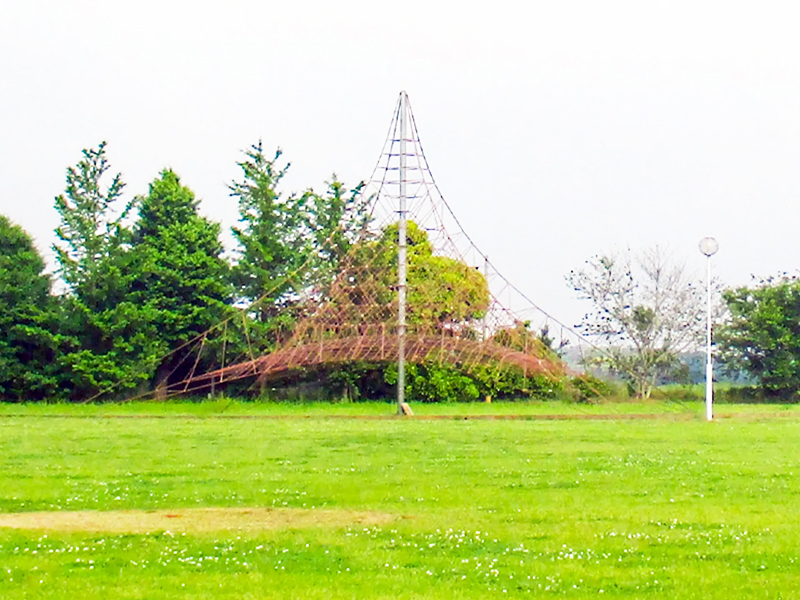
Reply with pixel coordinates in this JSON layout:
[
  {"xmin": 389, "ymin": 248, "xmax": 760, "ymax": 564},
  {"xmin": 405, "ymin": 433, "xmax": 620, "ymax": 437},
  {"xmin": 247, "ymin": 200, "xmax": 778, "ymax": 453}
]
[
  {"xmin": 698, "ymin": 237, "xmax": 719, "ymax": 421},
  {"xmin": 397, "ymin": 91, "xmax": 408, "ymax": 415}
]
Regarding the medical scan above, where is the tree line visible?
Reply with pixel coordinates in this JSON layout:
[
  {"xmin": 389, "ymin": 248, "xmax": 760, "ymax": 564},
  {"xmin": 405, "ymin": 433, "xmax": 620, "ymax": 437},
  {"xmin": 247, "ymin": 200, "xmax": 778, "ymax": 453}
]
[
  {"xmin": 7, "ymin": 142, "xmax": 795, "ymax": 403},
  {"xmin": 1, "ymin": 142, "xmax": 567, "ymax": 403},
  {"xmin": 0, "ymin": 141, "xmax": 372, "ymax": 402}
]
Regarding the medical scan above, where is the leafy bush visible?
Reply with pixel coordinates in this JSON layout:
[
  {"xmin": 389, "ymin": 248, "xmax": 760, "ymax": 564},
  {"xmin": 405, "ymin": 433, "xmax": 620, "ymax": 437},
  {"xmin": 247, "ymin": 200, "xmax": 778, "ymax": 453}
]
[
  {"xmin": 569, "ymin": 374, "xmax": 613, "ymax": 402},
  {"xmin": 384, "ymin": 362, "xmax": 480, "ymax": 403},
  {"xmin": 382, "ymin": 362, "xmax": 567, "ymax": 403}
]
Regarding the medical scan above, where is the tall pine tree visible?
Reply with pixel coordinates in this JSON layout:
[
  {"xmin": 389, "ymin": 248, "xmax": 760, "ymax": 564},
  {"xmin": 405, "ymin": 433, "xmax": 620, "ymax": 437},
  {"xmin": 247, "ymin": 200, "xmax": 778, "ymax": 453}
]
[
  {"xmin": 307, "ymin": 176, "xmax": 368, "ymax": 274},
  {"xmin": 53, "ymin": 143, "xmax": 159, "ymax": 400},
  {"xmin": 127, "ymin": 169, "xmax": 231, "ymax": 392},
  {"xmin": 54, "ymin": 141, "xmax": 131, "ymax": 308},
  {"xmin": 229, "ymin": 142, "xmax": 309, "ymax": 323},
  {"xmin": 229, "ymin": 143, "xmax": 368, "ymax": 350}
]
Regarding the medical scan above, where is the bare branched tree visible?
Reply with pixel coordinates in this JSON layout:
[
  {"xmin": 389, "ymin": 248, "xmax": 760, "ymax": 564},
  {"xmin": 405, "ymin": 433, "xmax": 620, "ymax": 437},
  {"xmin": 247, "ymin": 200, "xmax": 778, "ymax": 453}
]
[{"xmin": 567, "ymin": 247, "xmax": 707, "ymax": 398}]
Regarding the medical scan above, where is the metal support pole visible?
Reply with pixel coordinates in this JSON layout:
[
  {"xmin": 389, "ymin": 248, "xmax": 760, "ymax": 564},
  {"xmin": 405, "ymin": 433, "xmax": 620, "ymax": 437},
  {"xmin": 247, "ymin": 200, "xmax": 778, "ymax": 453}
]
[
  {"xmin": 397, "ymin": 91, "xmax": 408, "ymax": 415},
  {"xmin": 705, "ymin": 254, "xmax": 713, "ymax": 421}
]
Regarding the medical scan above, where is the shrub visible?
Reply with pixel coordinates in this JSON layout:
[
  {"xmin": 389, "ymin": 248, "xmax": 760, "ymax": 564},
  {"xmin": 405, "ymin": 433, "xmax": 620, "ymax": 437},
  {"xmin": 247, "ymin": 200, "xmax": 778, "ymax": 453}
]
[{"xmin": 569, "ymin": 374, "xmax": 613, "ymax": 402}]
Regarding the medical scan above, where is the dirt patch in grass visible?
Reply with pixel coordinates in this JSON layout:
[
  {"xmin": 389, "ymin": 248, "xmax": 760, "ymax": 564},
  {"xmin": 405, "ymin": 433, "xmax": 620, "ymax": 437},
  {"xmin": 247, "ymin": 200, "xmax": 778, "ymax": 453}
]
[{"xmin": 0, "ymin": 507, "xmax": 397, "ymax": 534}]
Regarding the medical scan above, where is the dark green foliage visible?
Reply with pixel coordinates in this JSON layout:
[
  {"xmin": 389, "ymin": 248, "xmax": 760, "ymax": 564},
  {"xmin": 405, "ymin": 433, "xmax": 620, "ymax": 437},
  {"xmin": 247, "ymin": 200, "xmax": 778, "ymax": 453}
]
[
  {"xmin": 286, "ymin": 358, "xmax": 565, "ymax": 403},
  {"xmin": 384, "ymin": 362, "xmax": 481, "ymax": 403},
  {"xmin": 52, "ymin": 149, "xmax": 233, "ymax": 400},
  {"xmin": 127, "ymin": 170, "xmax": 232, "ymax": 391},
  {"xmin": 54, "ymin": 141, "xmax": 130, "ymax": 307},
  {"xmin": 229, "ymin": 143, "xmax": 308, "ymax": 322},
  {"xmin": 322, "ymin": 361, "xmax": 392, "ymax": 401},
  {"xmin": 229, "ymin": 144, "xmax": 367, "ymax": 354},
  {"xmin": 52, "ymin": 143, "xmax": 161, "ymax": 400},
  {"xmin": 383, "ymin": 361, "xmax": 562, "ymax": 403},
  {"xmin": 56, "ymin": 300, "xmax": 163, "ymax": 399},
  {"xmin": 7, "ymin": 139, "xmax": 574, "ymax": 404},
  {"xmin": 307, "ymin": 177, "xmax": 368, "ymax": 272},
  {"xmin": 569, "ymin": 374, "xmax": 613, "ymax": 401},
  {"xmin": 719, "ymin": 276, "xmax": 800, "ymax": 396},
  {"xmin": 0, "ymin": 216, "xmax": 60, "ymax": 400},
  {"xmin": 471, "ymin": 364, "xmax": 564, "ymax": 401}
]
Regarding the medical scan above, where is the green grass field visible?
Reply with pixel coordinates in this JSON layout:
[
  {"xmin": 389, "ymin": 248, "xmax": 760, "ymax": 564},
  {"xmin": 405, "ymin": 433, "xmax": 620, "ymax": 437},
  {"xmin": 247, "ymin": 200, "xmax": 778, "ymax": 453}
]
[
  {"xmin": 4, "ymin": 397, "xmax": 800, "ymax": 417},
  {"xmin": 2, "ymin": 402, "xmax": 800, "ymax": 598}
]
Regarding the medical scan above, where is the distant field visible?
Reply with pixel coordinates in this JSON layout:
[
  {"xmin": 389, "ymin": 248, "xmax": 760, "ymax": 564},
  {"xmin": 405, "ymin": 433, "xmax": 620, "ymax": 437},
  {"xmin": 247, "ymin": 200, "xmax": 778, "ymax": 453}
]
[{"xmin": 2, "ymin": 405, "xmax": 800, "ymax": 598}]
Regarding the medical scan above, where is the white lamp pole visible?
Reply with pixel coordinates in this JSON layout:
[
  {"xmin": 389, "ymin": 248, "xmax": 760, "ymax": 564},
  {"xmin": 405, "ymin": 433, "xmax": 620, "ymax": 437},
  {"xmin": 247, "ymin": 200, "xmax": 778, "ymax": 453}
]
[
  {"xmin": 397, "ymin": 92, "xmax": 408, "ymax": 415},
  {"xmin": 699, "ymin": 237, "xmax": 719, "ymax": 421}
]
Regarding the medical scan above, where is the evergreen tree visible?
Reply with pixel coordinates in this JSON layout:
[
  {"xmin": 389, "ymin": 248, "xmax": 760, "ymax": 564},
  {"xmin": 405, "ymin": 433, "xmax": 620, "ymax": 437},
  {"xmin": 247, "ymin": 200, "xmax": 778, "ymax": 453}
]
[
  {"xmin": 54, "ymin": 141, "xmax": 131, "ymax": 308},
  {"xmin": 0, "ymin": 215, "xmax": 60, "ymax": 401},
  {"xmin": 229, "ymin": 143, "xmax": 369, "ymax": 352},
  {"xmin": 307, "ymin": 176, "xmax": 368, "ymax": 272},
  {"xmin": 53, "ymin": 143, "xmax": 158, "ymax": 400},
  {"xmin": 127, "ymin": 169, "xmax": 232, "ymax": 391},
  {"xmin": 229, "ymin": 143, "xmax": 308, "ymax": 323}
]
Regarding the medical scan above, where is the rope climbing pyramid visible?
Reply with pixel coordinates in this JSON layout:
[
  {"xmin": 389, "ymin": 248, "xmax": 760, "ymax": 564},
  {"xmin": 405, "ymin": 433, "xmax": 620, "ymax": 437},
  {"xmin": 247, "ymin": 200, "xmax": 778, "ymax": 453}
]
[{"xmin": 175, "ymin": 92, "xmax": 591, "ymax": 407}]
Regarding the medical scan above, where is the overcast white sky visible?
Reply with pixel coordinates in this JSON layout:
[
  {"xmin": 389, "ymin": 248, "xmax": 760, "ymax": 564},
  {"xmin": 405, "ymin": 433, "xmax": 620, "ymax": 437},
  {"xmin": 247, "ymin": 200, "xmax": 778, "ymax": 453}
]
[{"xmin": 2, "ymin": 0, "xmax": 800, "ymax": 327}]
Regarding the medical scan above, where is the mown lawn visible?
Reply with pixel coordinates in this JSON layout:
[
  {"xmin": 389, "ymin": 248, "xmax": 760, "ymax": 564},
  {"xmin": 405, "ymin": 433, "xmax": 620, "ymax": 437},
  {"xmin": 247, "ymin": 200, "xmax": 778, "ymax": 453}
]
[
  {"xmin": 1, "ymin": 405, "xmax": 800, "ymax": 598},
  {"xmin": 0, "ymin": 397, "xmax": 781, "ymax": 418}
]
